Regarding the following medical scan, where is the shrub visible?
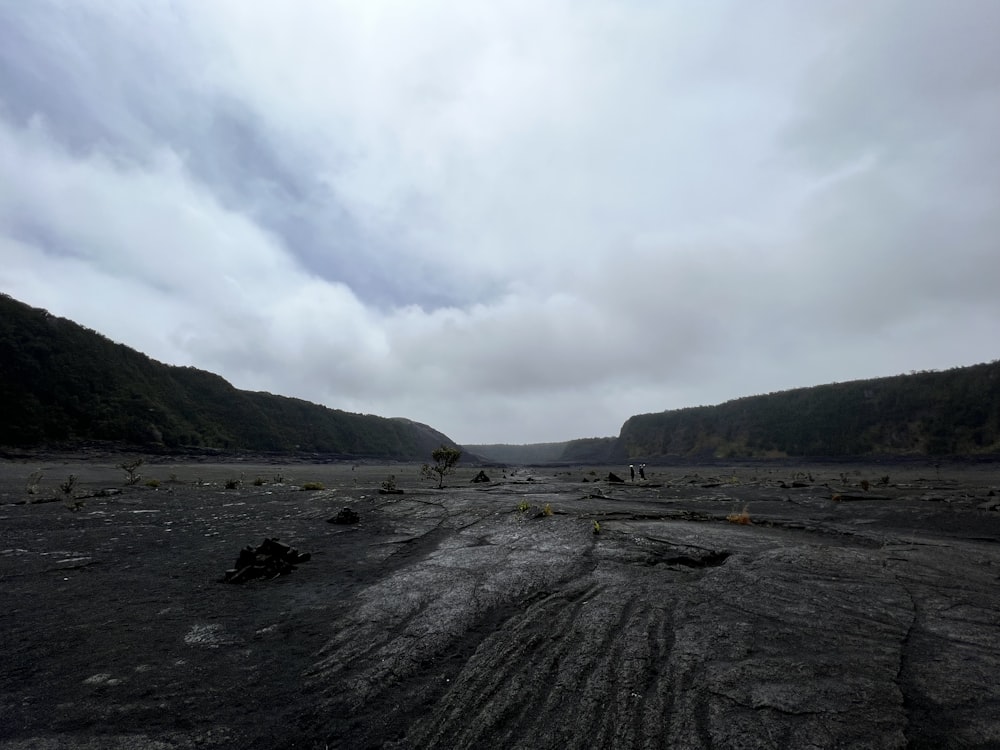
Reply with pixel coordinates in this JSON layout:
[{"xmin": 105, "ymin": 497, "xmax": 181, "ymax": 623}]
[
  {"xmin": 224, "ymin": 478, "xmax": 241, "ymax": 490},
  {"xmin": 119, "ymin": 458, "xmax": 144, "ymax": 486},
  {"xmin": 25, "ymin": 470, "xmax": 43, "ymax": 495},
  {"xmin": 542, "ymin": 503, "xmax": 553, "ymax": 516},
  {"xmin": 381, "ymin": 475, "xmax": 397, "ymax": 492},
  {"xmin": 517, "ymin": 499, "xmax": 531, "ymax": 512},
  {"xmin": 726, "ymin": 506, "xmax": 751, "ymax": 525},
  {"xmin": 145, "ymin": 479, "xmax": 160, "ymax": 488},
  {"xmin": 253, "ymin": 476, "xmax": 266, "ymax": 486},
  {"xmin": 301, "ymin": 481, "xmax": 324, "ymax": 491},
  {"xmin": 59, "ymin": 474, "xmax": 77, "ymax": 495}
]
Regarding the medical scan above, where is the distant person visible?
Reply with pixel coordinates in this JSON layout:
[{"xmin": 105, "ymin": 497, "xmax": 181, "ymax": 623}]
[
  {"xmin": 639, "ymin": 464, "xmax": 646, "ymax": 480},
  {"xmin": 629, "ymin": 464, "xmax": 635, "ymax": 481}
]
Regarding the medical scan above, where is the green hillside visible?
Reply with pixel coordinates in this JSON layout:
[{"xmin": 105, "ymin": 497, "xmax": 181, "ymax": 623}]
[
  {"xmin": 0, "ymin": 293, "xmax": 457, "ymax": 459},
  {"xmin": 620, "ymin": 363, "xmax": 1000, "ymax": 460},
  {"xmin": 472, "ymin": 365, "xmax": 1000, "ymax": 464}
]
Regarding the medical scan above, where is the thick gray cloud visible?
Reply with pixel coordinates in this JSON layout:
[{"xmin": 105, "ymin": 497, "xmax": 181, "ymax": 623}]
[{"xmin": 2, "ymin": 1, "xmax": 998, "ymax": 444}]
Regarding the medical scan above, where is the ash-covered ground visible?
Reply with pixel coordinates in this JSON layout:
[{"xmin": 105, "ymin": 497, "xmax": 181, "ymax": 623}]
[{"xmin": 1, "ymin": 457, "xmax": 999, "ymax": 749}]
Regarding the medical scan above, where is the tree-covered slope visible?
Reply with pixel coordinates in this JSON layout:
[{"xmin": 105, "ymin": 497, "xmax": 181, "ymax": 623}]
[
  {"xmin": 619, "ymin": 362, "xmax": 1000, "ymax": 459},
  {"xmin": 0, "ymin": 293, "xmax": 456, "ymax": 458},
  {"xmin": 466, "ymin": 437, "xmax": 619, "ymax": 465}
]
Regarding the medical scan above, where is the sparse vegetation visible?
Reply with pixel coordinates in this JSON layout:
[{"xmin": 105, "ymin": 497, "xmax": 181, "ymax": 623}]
[
  {"xmin": 593, "ymin": 520, "xmax": 601, "ymax": 534},
  {"xmin": 25, "ymin": 470, "xmax": 42, "ymax": 495},
  {"xmin": 224, "ymin": 477, "xmax": 241, "ymax": 490},
  {"xmin": 253, "ymin": 476, "xmax": 266, "ymax": 486},
  {"xmin": 517, "ymin": 499, "xmax": 531, "ymax": 512},
  {"xmin": 145, "ymin": 479, "xmax": 160, "ymax": 488},
  {"xmin": 726, "ymin": 506, "xmax": 751, "ymax": 525},
  {"xmin": 421, "ymin": 445, "xmax": 462, "ymax": 489},
  {"xmin": 542, "ymin": 503, "xmax": 553, "ymax": 516},
  {"xmin": 301, "ymin": 481, "xmax": 324, "ymax": 491},
  {"xmin": 381, "ymin": 474, "xmax": 397, "ymax": 492},
  {"xmin": 119, "ymin": 458, "xmax": 144, "ymax": 485},
  {"xmin": 59, "ymin": 474, "xmax": 77, "ymax": 496}
]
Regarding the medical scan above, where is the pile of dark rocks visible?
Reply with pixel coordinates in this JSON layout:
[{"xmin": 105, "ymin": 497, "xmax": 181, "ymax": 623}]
[
  {"xmin": 223, "ymin": 538, "xmax": 311, "ymax": 583},
  {"xmin": 328, "ymin": 507, "xmax": 360, "ymax": 525}
]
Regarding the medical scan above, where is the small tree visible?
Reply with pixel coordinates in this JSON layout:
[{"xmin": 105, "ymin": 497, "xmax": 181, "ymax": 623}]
[
  {"xmin": 421, "ymin": 445, "xmax": 462, "ymax": 489},
  {"xmin": 119, "ymin": 458, "xmax": 144, "ymax": 485}
]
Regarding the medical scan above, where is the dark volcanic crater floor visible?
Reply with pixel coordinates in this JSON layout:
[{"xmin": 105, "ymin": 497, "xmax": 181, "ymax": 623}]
[{"xmin": 1, "ymin": 459, "xmax": 999, "ymax": 749}]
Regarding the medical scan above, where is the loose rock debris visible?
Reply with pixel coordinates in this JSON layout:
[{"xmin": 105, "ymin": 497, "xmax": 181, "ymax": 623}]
[
  {"xmin": 223, "ymin": 537, "xmax": 311, "ymax": 583},
  {"xmin": 328, "ymin": 507, "xmax": 360, "ymax": 525}
]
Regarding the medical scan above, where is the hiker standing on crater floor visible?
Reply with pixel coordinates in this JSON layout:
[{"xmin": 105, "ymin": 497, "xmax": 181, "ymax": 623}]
[{"xmin": 629, "ymin": 464, "xmax": 635, "ymax": 481}]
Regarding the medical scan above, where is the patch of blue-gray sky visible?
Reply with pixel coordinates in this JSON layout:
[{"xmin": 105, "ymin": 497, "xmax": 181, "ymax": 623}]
[{"xmin": 0, "ymin": 3, "xmax": 465, "ymax": 310}]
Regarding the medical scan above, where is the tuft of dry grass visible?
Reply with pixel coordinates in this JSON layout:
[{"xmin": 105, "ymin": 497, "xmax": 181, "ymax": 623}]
[{"xmin": 726, "ymin": 506, "xmax": 751, "ymax": 525}]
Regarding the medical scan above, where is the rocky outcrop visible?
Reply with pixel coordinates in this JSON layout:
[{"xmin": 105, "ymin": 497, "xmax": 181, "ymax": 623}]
[
  {"xmin": 328, "ymin": 507, "xmax": 360, "ymax": 525},
  {"xmin": 223, "ymin": 538, "xmax": 311, "ymax": 583}
]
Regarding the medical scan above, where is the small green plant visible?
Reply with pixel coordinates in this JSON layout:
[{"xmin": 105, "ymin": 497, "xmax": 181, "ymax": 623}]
[
  {"xmin": 224, "ymin": 477, "xmax": 241, "ymax": 490},
  {"xmin": 25, "ymin": 470, "xmax": 43, "ymax": 495},
  {"xmin": 119, "ymin": 458, "xmax": 144, "ymax": 486},
  {"xmin": 517, "ymin": 499, "xmax": 531, "ymax": 512},
  {"xmin": 301, "ymin": 481, "xmax": 325, "ymax": 491},
  {"xmin": 593, "ymin": 520, "xmax": 601, "ymax": 534},
  {"xmin": 542, "ymin": 503, "xmax": 553, "ymax": 516},
  {"xmin": 145, "ymin": 479, "xmax": 160, "ymax": 488},
  {"xmin": 253, "ymin": 476, "xmax": 266, "ymax": 486}
]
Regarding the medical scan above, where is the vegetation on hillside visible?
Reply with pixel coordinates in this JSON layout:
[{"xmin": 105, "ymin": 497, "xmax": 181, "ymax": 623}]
[
  {"xmin": 619, "ymin": 363, "xmax": 1000, "ymax": 459},
  {"xmin": 0, "ymin": 294, "xmax": 457, "ymax": 459}
]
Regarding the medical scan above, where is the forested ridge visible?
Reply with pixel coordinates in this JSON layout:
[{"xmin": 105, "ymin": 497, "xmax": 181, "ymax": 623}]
[
  {"xmin": 471, "ymin": 365, "xmax": 1000, "ymax": 464},
  {"xmin": 0, "ymin": 294, "xmax": 456, "ymax": 459},
  {"xmin": 619, "ymin": 362, "xmax": 1000, "ymax": 459}
]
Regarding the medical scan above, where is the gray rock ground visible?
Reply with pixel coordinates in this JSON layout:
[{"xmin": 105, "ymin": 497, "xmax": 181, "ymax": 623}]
[{"xmin": 1, "ymin": 459, "xmax": 998, "ymax": 749}]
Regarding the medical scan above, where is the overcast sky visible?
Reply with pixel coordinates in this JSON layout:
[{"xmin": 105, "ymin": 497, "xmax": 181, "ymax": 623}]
[{"xmin": 2, "ymin": 1, "xmax": 998, "ymax": 445}]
